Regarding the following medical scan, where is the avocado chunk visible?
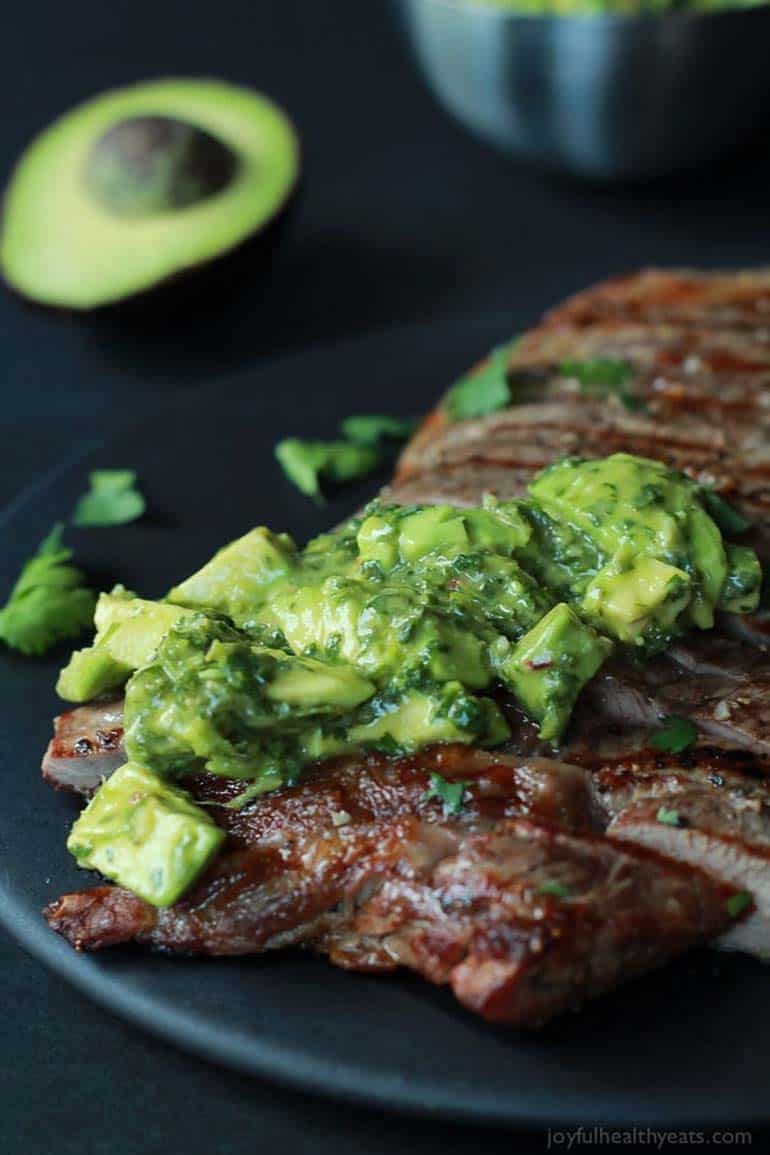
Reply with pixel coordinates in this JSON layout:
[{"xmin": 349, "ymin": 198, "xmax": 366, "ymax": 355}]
[
  {"xmin": 263, "ymin": 576, "xmax": 492, "ymax": 689},
  {"xmin": 719, "ymin": 544, "xmax": 762, "ymax": 614},
  {"xmin": 349, "ymin": 685, "xmax": 510, "ymax": 751},
  {"xmin": 57, "ymin": 592, "xmax": 192, "ymax": 702},
  {"xmin": 56, "ymin": 646, "xmax": 130, "ymax": 704},
  {"xmin": 583, "ymin": 557, "xmax": 691, "ymax": 644},
  {"xmin": 528, "ymin": 453, "xmax": 732, "ymax": 642},
  {"xmin": 67, "ymin": 761, "xmax": 224, "ymax": 907},
  {"xmin": 498, "ymin": 603, "xmax": 612, "ymax": 742},
  {"xmin": 356, "ymin": 514, "xmax": 399, "ymax": 569},
  {"xmin": 168, "ymin": 526, "xmax": 296, "ymax": 626},
  {"xmin": 356, "ymin": 502, "xmax": 531, "ymax": 571},
  {"xmin": 685, "ymin": 504, "xmax": 728, "ymax": 629},
  {"xmin": 0, "ymin": 79, "xmax": 299, "ymax": 309},
  {"xmin": 267, "ymin": 654, "xmax": 375, "ymax": 710},
  {"xmin": 397, "ymin": 507, "xmax": 470, "ymax": 562}
]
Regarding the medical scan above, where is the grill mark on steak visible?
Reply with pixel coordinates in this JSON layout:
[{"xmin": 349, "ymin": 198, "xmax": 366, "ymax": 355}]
[
  {"xmin": 397, "ymin": 408, "xmax": 770, "ymax": 499},
  {"xmin": 543, "ymin": 268, "xmax": 770, "ymax": 331},
  {"xmin": 516, "ymin": 320, "xmax": 770, "ymax": 376}
]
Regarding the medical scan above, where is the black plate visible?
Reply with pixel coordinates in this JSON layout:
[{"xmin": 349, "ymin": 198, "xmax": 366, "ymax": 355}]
[{"xmin": 2, "ymin": 320, "xmax": 770, "ymax": 1128}]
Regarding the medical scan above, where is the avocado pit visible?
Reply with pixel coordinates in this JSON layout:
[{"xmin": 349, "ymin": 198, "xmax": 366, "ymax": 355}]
[{"xmin": 85, "ymin": 116, "xmax": 238, "ymax": 217}]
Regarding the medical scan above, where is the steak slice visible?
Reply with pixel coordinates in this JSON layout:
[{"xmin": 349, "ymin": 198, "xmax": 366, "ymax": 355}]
[
  {"xmin": 320, "ymin": 819, "xmax": 738, "ymax": 1026},
  {"xmin": 396, "ymin": 310, "xmax": 770, "ymax": 483},
  {"xmin": 585, "ymin": 651, "xmax": 770, "ymax": 759},
  {"xmin": 395, "ymin": 400, "xmax": 770, "ymax": 514},
  {"xmin": 515, "ymin": 319, "xmax": 770, "ymax": 379},
  {"xmin": 543, "ymin": 268, "xmax": 770, "ymax": 331},
  {"xmin": 42, "ymin": 700, "xmax": 125, "ymax": 793},
  {"xmin": 592, "ymin": 756, "xmax": 770, "ymax": 956},
  {"xmin": 44, "ymin": 749, "xmax": 741, "ymax": 1026}
]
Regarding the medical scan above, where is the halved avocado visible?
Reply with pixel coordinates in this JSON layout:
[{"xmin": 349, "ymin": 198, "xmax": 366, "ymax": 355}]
[{"xmin": 0, "ymin": 78, "xmax": 300, "ymax": 309}]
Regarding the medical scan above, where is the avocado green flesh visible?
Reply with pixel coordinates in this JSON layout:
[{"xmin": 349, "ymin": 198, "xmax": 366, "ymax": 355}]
[
  {"xmin": 167, "ymin": 526, "xmax": 297, "ymax": 627},
  {"xmin": 57, "ymin": 592, "xmax": 193, "ymax": 702},
  {"xmin": 123, "ymin": 614, "xmax": 510, "ymax": 789},
  {"xmin": 57, "ymin": 452, "xmax": 763, "ymax": 906},
  {"xmin": 1, "ymin": 79, "xmax": 299, "ymax": 308},
  {"xmin": 67, "ymin": 761, "xmax": 224, "ymax": 906},
  {"xmin": 497, "ymin": 603, "xmax": 613, "ymax": 742},
  {"xmin": 528, "ymin": 453, "xmax": 741, "ymax": 648}
]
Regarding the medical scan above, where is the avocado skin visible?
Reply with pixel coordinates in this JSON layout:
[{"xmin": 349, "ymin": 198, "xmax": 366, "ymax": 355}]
[{"xmin": 0, "ymin": 80, "xmax": 301, "ymax": 313}]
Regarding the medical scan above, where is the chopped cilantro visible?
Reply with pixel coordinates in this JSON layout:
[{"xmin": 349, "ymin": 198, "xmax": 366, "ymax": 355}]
[
  {"xmin": 341, "ymin": 415, "xmax": 417, "ymax": 446},
  {"xmin": 559, "ymin": 357, "xmax": 645, "ymax": 411},
  {"xmin": 539, "ymin": 880, "xmax": 570, "ymax": 898},
  {"xmin": 618, "ymin": 393, "xmax": 650, "ymax": 414},
  {"xmin": 701, "ymin": 487, "xmax": 751, "ymax": 536},
  {"xmin": 445, "ymin": 339, "xmax": 517, "ymax": 421},
  {"xmin": 72, "ymin": 469, "xmax": 146, "ymax": 528},
  {"xmin": 559, "ymin": 358, "xmax": 633, "ymax": 390},
  {"xmin": 422, "ymin": 771, "xmax": 471, "ymax": 815},
  {"xmin": 275, "ymin": 438, "xmax": 379, "ymax": 503},
  {"xmin": 727, "ymin": 891, "xmax": 752, "ymax": 918},
  {"xmin": 656, "ymin": 806, "xmax": 681, "ymax": 827},
  {"xmin": 0, "ymin": 524, "xmax": 96, "ymax": 655},
  {"xmin": 650, "ymin": 715, "xmax": 698, "ymax": 755}
]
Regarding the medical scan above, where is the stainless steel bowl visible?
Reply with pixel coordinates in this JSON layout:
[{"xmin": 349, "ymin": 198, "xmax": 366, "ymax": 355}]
[{"xmin": 394, "ymin": 0, "xmax": 770, "ymax": 179}]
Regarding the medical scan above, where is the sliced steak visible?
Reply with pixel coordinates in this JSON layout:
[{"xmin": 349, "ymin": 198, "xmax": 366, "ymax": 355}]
[
  {"xmin": 516, "ymin": 319, "xmax": 770, "ymax": 378},
  {"xmin": 44, "ymin": 749, "xmax": 740, "ymax": 1026},
  {"xmin": 42, "ymin": 701, "xmax": 125, "ymax": 793},
  {"xmin": 41, "ymin": 267, "xmax": 770, "ymax": 1024},
  {"xmin": 320, "ymin": 819, "xmax": 739, "ymax": 1025},
  {"xmin": 543, "ymin": 268, "xmax": 770, "ymax": 331},
  {"xmin": 593, "ymin": 757, "xmax": 770, "ymax": 956},
  {"xmin": 395, "ymin": 401, "xmax": 770, "ymax": 509},
  {"xmin": 581, "ymin": 649, "xmax": 770, "ymax": 760}
]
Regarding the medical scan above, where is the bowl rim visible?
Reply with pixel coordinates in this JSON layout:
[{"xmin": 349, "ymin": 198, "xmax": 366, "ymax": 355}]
[{"xmin": 404, "ymin": 0, "xmax": 770, "ymax": 25}]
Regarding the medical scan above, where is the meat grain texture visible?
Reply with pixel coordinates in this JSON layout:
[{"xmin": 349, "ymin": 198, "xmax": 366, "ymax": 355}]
[{"xmin": 44, "ymin": 269, "xmax": 770, "ymax": 1026}]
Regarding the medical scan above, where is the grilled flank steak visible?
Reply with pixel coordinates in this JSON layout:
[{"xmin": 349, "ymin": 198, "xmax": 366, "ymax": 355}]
[{"xmin": 43, "ymin": 268, "xmax": 770, "ymax": 1026}]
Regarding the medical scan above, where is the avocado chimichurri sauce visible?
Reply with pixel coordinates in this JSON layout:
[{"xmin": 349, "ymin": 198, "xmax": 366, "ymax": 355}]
[{"xmin": 59, "ymin": 453, "xmax": 763, "ymax": 907}]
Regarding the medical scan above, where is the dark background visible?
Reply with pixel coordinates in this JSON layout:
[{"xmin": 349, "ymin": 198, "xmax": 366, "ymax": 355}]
[{"xmin": 2, "ymin": 1, "xmax": 770, "ymax": 1151}]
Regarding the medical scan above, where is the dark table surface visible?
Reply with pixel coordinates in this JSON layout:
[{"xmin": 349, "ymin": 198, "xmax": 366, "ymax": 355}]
[{"xmin": 4, "ymin": 2, "xmax": 770, "ymax": 1152}]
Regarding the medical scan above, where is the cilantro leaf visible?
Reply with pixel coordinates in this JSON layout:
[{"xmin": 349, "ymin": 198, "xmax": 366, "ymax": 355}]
[
  {"xmin": 701, "ymin": 487, "xmax": 751, "ymax": 536},
  {"xmin": 0, "ymin": 524, "xmax": 96, "ymax": 655},
  {"xmin": 727, "ymin": 891, "xmax": 752, "ymax": 918},
  {"xmin": 559, "ymin": 357, "xmax": 644, "ymax": 412},
  {"xmin": 275, "ymin": 438, "xmax": 379, "ymax": 503},
  {"xmin": 73, "ymin": 469, "xmax": 146, "ymax": 528},
  {"xmin": 422, "ymin": 771, "xmax": 471, "ymax": 816},
  {"xmin": 650, "ymin": 715, "xmax": 698, "ymax": 755},
  {"xmin": 559, "ymin": 358, "xmax": 633, "ymax": 390},
  {"xmin": 341, "ymin": 415, "xmax": 418, "ymax": 446},
  {"xmin": 539, "ymin": 880, "xmax": 570, "ymax": 898},
  {"xmin": 656, "ymin": 806, "xmax": 681, "ymax": 827},
  {"xmin": 445, "ymin": 339, "xmax": 517, "ymax": 421}
]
